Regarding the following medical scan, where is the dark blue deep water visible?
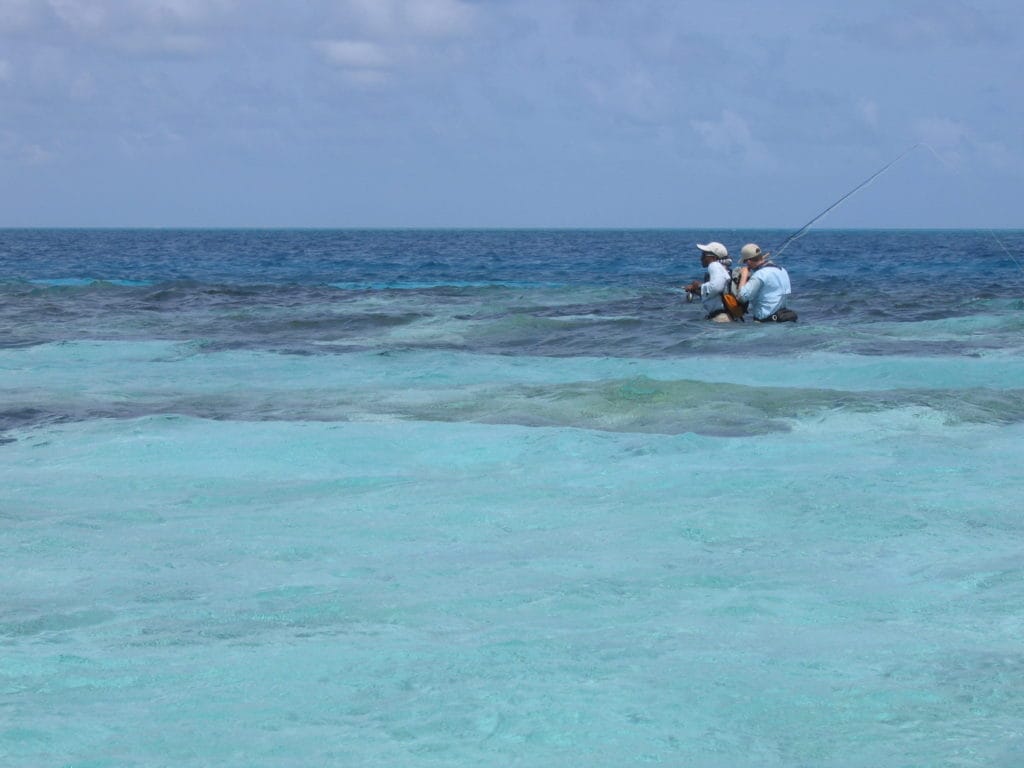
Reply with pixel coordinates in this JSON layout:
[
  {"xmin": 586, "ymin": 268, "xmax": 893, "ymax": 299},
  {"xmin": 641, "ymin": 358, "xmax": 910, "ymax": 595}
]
[{"xmin": 3, "ymin": 229, "xmax": 1023, "ymax": 357}]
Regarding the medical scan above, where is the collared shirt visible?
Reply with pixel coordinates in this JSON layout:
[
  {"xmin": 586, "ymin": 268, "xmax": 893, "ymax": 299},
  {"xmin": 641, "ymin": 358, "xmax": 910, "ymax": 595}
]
[
  {"xmin": 738, "ymin": 263, "xmax": 791, "ymax": 320},
  {"xmin": 699, "ymin": 260, "xmax": 731, "ymax": 315}
]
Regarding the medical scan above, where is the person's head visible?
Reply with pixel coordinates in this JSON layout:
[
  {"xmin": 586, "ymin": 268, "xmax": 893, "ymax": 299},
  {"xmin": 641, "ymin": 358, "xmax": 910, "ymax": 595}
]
[
  {"xmin": 740, "ymin": 243, "xmax": 769, "ymax": 268},
  {"xmin": 697, "ymin": 241, "xmax": 728, "ymax": 266}
]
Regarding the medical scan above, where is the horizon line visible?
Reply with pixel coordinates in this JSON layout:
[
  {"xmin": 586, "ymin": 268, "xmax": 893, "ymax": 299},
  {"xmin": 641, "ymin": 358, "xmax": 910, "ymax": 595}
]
[{"xmin": 2, "ymin": 225, "xmax": 1022, "ymax": 233}]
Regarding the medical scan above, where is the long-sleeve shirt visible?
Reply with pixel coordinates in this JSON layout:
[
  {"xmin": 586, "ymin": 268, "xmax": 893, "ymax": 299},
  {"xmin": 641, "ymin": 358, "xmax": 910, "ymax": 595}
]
[
  {"xmin": 699, "ymin": 260, "xmax": 731, "ymax": 315},
  {"xmin": 738, "ymin": 264, "xmax": 791, "ymax": 320}
]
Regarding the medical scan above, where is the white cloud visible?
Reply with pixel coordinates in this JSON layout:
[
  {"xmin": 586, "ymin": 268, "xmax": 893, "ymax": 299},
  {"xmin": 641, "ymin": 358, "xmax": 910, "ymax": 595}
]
[
  {"xmin": 1, "ymin": 132, "xmax": 57, "ymax": 164},
  {"xmin": 22, "ymin": 142, "xmax": 56, "ymax": 164},
  {"xmin": 0, "ymin": 0, "xmax": 236, "ymax": 56},
  {"xmin": 827, "ymin": 3, "xmax": 1014, "ymax": 50},
  {"xmin": 915, "ymin": 116, "xmax": 968, "ymax": 166},
  {"xmin": 341, "ymin": 68, "xmax": 392, "ymax": 88},
  {"xmin": 116, "ymin": 125, "xmax": 185, "ymax": 157},
  {"xmin": 42, "ymin": 0, "xmax": 238, "ymax": 31},
  {"xmin": 341, "ymin": 0, "xmax": 475, "ymax": 39},
  {"xmin": 48, "ymin": 0, "xmax": 109, "ymax": 32},
  {"xmin": 976, "ymin": 140, "xmax": 1024, "ymax": 174},
  {"xmin": 114, "ymin": 31, "xmax": 209, "ymax": 55},
  {"xmin": 916, "ymin": 116, "xmax": 968, "ymax": 149},
  {"xmin": 0, "ymin": 59, "xmax": 11, "ymax": 82},
  {"xmin": 317, "ymin": 40, "xmax": 394, "ymax": 70},
  {"xmin": 403, "ymin": 0, "xmax": 474, "ymax": 38},
  {"xmin": 916, "ymin": 116, "xmax": 1024, "ymax": 173},
  {"xmin": 691, "ymin": 110, "xmax": 775, "ymax": 170},
  {"xmin": 315, "ymin": 39, "xmax": 400, "ymax": 86},
  {"xmin": 316, "ymin": 1, "xmax": 476, "ymax": 86},
  {"xmin": 129, "ymin": 0, "xmax": 236, "ymax": 26}
]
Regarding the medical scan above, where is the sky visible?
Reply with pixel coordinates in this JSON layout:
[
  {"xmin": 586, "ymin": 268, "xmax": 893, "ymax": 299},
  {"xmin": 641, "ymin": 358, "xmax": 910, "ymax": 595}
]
[{"xmin": 1, "ymin": 0, "xmax": 1021, "ymax": 228}]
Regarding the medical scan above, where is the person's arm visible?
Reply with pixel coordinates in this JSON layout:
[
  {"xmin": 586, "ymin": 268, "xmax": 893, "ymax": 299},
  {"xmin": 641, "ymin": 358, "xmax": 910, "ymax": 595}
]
[
  {"xmin": 738, "ymin": 268, "xmax": 760, "ymax": 302},
  {"xmin": 701, "ymin": 263, "xmax": 728, "ymax": 298}
]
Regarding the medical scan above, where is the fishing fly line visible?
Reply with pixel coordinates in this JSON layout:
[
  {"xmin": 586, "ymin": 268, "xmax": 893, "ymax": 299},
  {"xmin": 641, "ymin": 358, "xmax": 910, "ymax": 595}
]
[
  {"xmin": 917, "ymin": 143, "xmax": 1024, "ymax": 277},
  {"xmin": 773, "ymin": 143, "xmax": 921, "ymax": 258},
  {"xmin": 773, "ymin": 143, "xmax": 1024, "ymax": 276}
]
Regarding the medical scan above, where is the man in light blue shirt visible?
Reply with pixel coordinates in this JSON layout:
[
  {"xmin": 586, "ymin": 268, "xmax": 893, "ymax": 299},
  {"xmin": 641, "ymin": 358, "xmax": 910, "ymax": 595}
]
[{"xmin": 737, "ymin": 243, "xmax": 797, "ymax": 323}]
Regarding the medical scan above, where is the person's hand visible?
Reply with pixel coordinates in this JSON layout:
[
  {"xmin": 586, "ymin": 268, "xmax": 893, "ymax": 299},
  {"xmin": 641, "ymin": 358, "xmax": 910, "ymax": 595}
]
[
  {"xmin": 737, "ymin": 266, "xmax": 750, "ymax": 289},
  {"xmin": 684, "ymin": 280, "xmax": 700, "ymax": 294}
]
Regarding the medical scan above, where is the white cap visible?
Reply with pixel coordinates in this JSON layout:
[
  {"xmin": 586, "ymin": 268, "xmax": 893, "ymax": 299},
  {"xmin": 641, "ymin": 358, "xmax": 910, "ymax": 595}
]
[{"xmin": 696, "ymin": 242, "xmax": 728, "ymax": 260}]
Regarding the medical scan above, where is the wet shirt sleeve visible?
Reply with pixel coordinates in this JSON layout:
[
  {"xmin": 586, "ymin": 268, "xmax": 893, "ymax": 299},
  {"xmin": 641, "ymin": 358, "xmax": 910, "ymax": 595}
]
[
  {"xmin": 738, "ymin": 272, "xmax": 762, "ymax": 303},
  {"xmin": 701, "ymin": 262, "xmax": 729, "ymax": 299}
]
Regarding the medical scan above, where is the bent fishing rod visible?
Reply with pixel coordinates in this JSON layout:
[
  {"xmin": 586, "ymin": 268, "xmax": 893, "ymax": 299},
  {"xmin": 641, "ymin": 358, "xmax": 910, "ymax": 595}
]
[{"xmin": 772, "ymin": 143, "xmax": 922, "ymax": 259}]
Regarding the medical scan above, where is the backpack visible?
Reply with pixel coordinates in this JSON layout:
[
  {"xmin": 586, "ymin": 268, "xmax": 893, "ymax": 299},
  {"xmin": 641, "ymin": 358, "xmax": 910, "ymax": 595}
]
[
  {"xmin": 721, "ymin": 293, "xmax": 746, "ymax": 320},
  {"xmin": 720, "ymin": 267, "xmax": 746, "ymax": 320}
]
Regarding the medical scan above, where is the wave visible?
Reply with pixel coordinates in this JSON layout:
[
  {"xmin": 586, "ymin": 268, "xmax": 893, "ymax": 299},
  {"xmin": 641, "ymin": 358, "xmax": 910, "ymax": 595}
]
[{"xmin": 5, "ymin": 375, "xmax": 1024, "ymax": 441}]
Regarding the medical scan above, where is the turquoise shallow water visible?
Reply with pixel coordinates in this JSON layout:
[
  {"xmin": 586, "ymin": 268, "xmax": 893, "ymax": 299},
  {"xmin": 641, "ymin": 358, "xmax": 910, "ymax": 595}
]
[{"xmin": 2, "ymin": 230, "xmax": 1024, "ymax": 766}]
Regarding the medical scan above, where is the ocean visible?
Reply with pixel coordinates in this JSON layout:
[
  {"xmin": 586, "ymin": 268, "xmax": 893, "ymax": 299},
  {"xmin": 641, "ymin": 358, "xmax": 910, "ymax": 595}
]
[{"xmin": 2, "ymin": 228, "xmax": 1023, "ymax": 767}]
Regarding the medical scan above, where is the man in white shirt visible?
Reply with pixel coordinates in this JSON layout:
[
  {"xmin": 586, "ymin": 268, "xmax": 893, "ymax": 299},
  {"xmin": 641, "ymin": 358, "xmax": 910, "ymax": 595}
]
[{"xmin": 684, "ymin": 242, "xmax": 734, "ymax": 322}]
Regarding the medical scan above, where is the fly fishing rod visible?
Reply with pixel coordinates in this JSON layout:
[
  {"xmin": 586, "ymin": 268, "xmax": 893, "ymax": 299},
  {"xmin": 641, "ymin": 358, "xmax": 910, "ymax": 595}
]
[{"xmin": 773, "ymin": 143, "xmax": 922, "ymax": 258}]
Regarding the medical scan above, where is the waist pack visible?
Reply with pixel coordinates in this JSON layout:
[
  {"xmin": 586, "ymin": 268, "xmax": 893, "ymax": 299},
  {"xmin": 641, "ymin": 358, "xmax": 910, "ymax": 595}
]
[{"xmin": 760, "ymin": 308, "xmax": 798, "ymax": 323}]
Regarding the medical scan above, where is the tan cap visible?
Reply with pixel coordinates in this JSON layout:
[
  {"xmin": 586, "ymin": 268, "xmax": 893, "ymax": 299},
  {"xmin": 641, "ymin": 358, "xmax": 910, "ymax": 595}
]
[{"xmin": 740, "ymin": 243, "xmax": 769, "ymax": 262}]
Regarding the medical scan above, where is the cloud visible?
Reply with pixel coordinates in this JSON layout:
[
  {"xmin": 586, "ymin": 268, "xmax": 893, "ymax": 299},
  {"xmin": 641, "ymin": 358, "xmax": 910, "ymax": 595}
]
[
  {"xmin": 0, "ymin": 130, "xmax": 57, "ymax": 164},
  {"xmin": 316, "ymin": 0, "xmax": 476, "ymax": 85},
  {"xmin": 113, "ymin": 1, "xmax": 237, "ymax": 55},
  {"xmin": 0, "ymin": 0, "xmax": 236, "ymax": 56},
  {"xmin": 341, "ymin": 0, "xmax": 475, "ymax": 39},
  {"xmin": 826, "ymin": 1, "xmax": 1015, "ymax": 49},
  {"xmin": 129, "ymin": 0, "xmax": 236, "ymax": 27},
  {"xmin": 690, "ymin": 110, "xmax": 775, "ymax": 171},
  {"xmin": 403, "ymin": 0, "xmax": 474, "ymax": 37},
  {"xmin": 916, "ymin": 116, "xmax": 1024, "ymax": 173},
  {"xmin": 915, "ymin": 116, "xmax": 969, "ymax": 166},
  {"xmin": 315, "ymin": 39, "xmax": 397, "ymax": 85},
  {"xmin": 48, "ymin": 0, "xmax": 108, "ymax": 31},
  {"xmin": 976, "ymin": 140, "xmax": 1024, "ymax": 174},
  {"xmin": 317, "ymin": 40, "xmax": 394, "ymax": 70},
  {"xmin": 22, "ymin": 142, "xmax": 56, "ymax": 164},
  {"xmin": 916, "ymin": 116, "xmax": 968, "ymax": 149},
  {"xmin": 0, "ymin": 59, "xmax": 11, "ymax": 82}
]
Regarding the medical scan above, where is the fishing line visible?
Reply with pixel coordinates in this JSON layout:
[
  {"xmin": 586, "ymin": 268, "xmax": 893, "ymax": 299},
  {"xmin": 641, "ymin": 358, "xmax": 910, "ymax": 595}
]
[
  {"xmin": 773, "ymin": 142, "xmax": 1024, "ymax": 277},
  {"xmin": 918, "ymin": 142, "xmax": 1024, "ymax": 277},
  {"xmin": 773, "ymin": 143, "xmax": 922, "ymax": 258}
]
